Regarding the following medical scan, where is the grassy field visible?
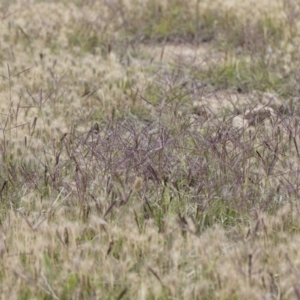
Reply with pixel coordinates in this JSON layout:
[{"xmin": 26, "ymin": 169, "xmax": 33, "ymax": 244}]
[{"xmin": 1, "ymin": 0, "xmax": 300, "ymax": 299}]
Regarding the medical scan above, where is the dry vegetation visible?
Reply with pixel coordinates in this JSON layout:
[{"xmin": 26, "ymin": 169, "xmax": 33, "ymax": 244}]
[{"xmin": 1, "ymin": 0, "xmax": 300, "ymax": 299}]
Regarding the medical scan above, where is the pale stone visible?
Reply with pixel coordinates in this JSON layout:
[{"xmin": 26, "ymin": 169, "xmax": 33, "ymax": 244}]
[{"xmin": 232, "ymin": 115, "xmax": 249, "ymax": 129}]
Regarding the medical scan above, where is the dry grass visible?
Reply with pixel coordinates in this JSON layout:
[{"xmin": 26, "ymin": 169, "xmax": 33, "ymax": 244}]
[{"xmin": 1, "ymin": 0, "xmax": 300, "ymax": 299}]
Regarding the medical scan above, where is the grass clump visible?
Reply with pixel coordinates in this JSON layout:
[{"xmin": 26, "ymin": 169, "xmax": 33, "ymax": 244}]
[
  {"xmin": 2, "ymin": 0, "xmax": 300, "ymax": 299},
  {"xmin": 194, "ymin": 57, "xmax": 286, "ymax": 93},
  {"xmin": 120, "ymin": 0, "xmax": 202, "ymax": 43},
  {"xmin": 118, "ymin": 0, "xmax": 286, "ymax": 51}
]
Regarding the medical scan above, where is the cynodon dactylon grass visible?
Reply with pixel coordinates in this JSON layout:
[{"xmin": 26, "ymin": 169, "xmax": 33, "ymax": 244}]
[{"xmin": 1, "ymin": 0, "xmax": 300, "ymax": 299}]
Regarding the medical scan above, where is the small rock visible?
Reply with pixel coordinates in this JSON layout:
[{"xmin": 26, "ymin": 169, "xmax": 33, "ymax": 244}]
[{"xmin": 232, "ymin": 115, "xmax": 249, "ymax": 129}]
